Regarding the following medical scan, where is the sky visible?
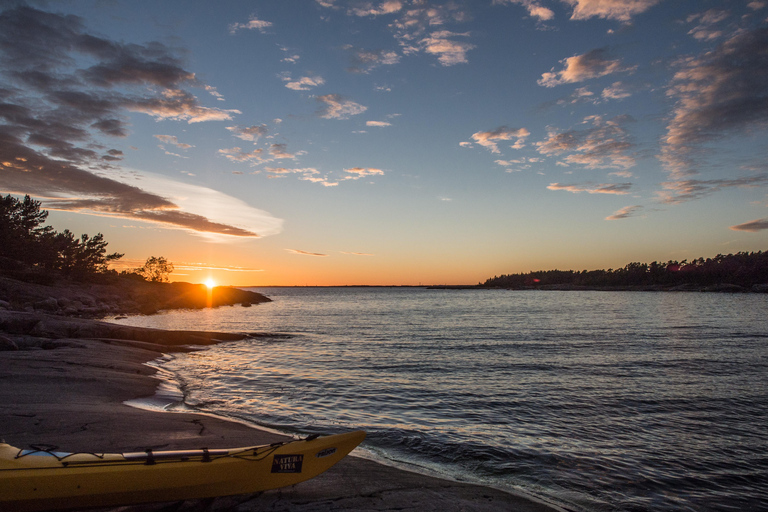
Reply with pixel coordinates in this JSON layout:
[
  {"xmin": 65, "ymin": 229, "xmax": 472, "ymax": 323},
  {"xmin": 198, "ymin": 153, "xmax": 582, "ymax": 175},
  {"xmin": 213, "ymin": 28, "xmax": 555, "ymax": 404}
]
[{"xmin": 1, "ymin": 0, "xmax": 767, "ymax": 286}]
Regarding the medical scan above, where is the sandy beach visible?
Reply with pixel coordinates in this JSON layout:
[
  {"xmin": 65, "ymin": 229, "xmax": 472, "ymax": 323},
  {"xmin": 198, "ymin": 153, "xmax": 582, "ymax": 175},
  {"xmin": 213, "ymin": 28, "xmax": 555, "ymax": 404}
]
[{"xmin": 0, "ymin": 311, "xmax": 564, "ymax": 512}]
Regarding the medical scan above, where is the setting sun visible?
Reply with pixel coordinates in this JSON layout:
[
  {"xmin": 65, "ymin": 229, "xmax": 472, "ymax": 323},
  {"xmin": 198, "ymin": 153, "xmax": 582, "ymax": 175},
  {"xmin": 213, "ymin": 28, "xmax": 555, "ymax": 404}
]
[{"xmin": 204, "ymin": 278, "xmax": 216, "ymax": 289}]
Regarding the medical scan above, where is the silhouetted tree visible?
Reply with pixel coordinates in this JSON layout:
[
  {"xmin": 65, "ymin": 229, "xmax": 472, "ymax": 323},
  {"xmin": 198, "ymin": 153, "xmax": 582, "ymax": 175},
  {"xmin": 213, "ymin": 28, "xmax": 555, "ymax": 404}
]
[{"xmin": 134, "ymin": 256, "xmax": 174, "ymax": 283}]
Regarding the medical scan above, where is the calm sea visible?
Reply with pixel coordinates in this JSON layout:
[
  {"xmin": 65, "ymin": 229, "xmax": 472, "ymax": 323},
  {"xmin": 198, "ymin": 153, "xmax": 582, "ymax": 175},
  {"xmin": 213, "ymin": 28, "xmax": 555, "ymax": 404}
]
[{"xmin": 111, "ymin": 288, "xmax": 768, "ymax": 512}]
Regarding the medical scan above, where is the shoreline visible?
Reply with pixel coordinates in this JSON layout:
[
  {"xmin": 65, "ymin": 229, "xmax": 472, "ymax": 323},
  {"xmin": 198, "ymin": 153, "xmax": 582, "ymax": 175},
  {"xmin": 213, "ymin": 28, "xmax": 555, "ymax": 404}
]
[{"xmin": 0, "ymin": 311, "xmax": 568, "ymax": 512}]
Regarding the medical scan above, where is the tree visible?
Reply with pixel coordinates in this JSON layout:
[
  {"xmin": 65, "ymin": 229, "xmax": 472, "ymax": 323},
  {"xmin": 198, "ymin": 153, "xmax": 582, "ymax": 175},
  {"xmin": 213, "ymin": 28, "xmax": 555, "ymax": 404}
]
[
  {"xmin": 134, "ymin": 256, "xmax": 174, "ymax": 283},
  {"xmin": 0, "ymin": 194, "xmax": 54, "ymax": 262},
  {"xmin": 0, "ymin": 193, "xmax": 123, "ymax": 274}
]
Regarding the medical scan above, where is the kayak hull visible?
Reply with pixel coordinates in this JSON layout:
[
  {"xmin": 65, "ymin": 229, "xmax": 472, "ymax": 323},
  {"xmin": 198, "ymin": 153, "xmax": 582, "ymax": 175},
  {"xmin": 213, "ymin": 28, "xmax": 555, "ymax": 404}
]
[{"xmin": 0, "ymin": 430, "xmax": 365, "ymax": 511}]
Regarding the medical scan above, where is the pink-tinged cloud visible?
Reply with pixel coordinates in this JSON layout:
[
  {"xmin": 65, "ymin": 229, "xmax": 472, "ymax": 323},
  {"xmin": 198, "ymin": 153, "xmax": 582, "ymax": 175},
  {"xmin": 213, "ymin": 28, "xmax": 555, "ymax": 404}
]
[
  {"xmin": 539, "ymin": 48, "xmax": 635, "ymax": 87},
  {"xmin": 316, "ymin": 94, "xmax": 368, "ymax": 119},
  {"xmin": 730, "ymin": 218, "xmax": 768, "ymax": 232},
  {"xmin": 420, "ymin": 30, "xmax": 475, "ymax": 66},
  {"xmin": 536, "ymin": 115, "xmax": 636, "ymax": 169},
  {"xmin": 494, "ymin": 0, "xmax": 555, "ymax": 21},
  {"xmin": 348, "ymin": 0, "xmax": 403, "ymax": 16},
  {"xmin": 229, "ymin": 16, "xmax": 273, "ymax": 34},
  {"xmin": 606, "ymin": 205, "xmax": 643, "ymax": 220},
  {"xmin": 562, "ymin": 0, "xmax": 661, "ymax": 21},
  {"xmin": 283, "ymin": 74, "xmax": 325, "ymax": 91},
  {"xmin": 548, "ymin": 182, "xmax": 633, "ymax": 194},
  {"xmin": 471, "ymin": 126, "xmax": 530, "ymax": 153},
  {"xmin": 345, "ymin": 167, "xmax": 385, "ymax": 177},
  {"xmin": 226, "ymin": 125, "xmax": 268, "ymax": 142},
  {"xmin": 219, "ymin": 147, "xmax": 264, "ymax": 163}
]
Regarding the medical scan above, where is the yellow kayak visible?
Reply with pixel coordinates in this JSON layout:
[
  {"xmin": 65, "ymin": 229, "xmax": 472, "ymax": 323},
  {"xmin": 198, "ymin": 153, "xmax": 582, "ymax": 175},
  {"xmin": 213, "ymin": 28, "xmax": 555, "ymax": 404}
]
[{"xmin": 0, "ymin": 430, "xmax": 365, "ymax": 511}]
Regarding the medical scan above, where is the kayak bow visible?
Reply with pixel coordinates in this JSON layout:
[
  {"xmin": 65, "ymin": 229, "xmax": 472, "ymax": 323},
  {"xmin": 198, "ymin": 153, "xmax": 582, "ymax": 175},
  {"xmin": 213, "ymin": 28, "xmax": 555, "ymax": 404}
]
[{"xmin": 0, "ymin": 430, "xmax": 365, "ymax": 511}]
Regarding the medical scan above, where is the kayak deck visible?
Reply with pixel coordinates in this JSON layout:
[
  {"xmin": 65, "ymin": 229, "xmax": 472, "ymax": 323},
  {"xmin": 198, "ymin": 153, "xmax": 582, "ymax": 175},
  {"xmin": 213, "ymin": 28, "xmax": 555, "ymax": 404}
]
[{"xmin": 0, "ymin": 430, "xmax": 365, "ymax": 512}]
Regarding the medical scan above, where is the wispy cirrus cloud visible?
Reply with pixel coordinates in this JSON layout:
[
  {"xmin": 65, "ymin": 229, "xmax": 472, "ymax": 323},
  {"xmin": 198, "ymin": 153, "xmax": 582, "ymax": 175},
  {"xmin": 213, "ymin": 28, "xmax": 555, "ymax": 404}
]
[
  {"xmin": 315, "ymin": 94, "xmax": 368, "ymax": 119},
  {"xmin": 606, "ymin": 205, "xmax": 643, "ymax": 220},
  {"xmin": 660, "ymin": 27, "xmax": 768, "ymax": 181},
  {"xmin": 547, "ymin": 182, "xmax": 633, "ymax": 194},
  {"xmin": 366, "ymin": 120, "xmax": 392, "ymax": 127},
  {"xmin": 0, "ymin": 4, "xmax": 267, "ymax": 239},
  {"xmin": 536, "ymin": 115, "xmax": 636, "ymax": 169},
  {"xmin": 730, "ymin": 218, "xmax": 768, "ymax": 232},
  {"xmin": 154, "ymin": 134, "xmax": 194, "ymax": 149},
  {"xmin": 539, "ymin": 47, "xmax": 635, "ymax": 87},
  {"xmin": 657, "ymin": 175, "xmax": 768, "ymax": 204},
  {"xmin": 287, "ymin": 249, "xmax": 329, "ymax": 257},
  {"xmin": 469, "ymin": 126, "xmax": 531, "ymax": 153}
]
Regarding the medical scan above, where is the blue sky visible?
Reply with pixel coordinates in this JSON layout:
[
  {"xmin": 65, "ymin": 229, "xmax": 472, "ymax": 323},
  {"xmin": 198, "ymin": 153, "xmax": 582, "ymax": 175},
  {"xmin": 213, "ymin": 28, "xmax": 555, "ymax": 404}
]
[{"xmin": 1, "ymin": 0, "xmax": 767, "ymax": 285}]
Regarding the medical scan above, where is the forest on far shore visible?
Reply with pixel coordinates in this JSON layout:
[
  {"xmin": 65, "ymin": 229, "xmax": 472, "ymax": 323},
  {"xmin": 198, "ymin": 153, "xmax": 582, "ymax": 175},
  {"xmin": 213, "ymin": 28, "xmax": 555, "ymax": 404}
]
[{"xmin": 483, "ymin": 252, "xmax": 768, "ymax": 291}]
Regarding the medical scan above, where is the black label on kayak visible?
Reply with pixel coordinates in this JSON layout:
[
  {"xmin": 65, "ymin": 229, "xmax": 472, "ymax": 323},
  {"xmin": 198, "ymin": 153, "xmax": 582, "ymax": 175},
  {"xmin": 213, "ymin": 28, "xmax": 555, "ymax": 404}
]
[
  {"xmin": 316, "ymin": 447, "xmax": 337, "ymax": 458},
  {"xmin": 272, "ymin": 454, "xmax": 303, "ymax": 473}
]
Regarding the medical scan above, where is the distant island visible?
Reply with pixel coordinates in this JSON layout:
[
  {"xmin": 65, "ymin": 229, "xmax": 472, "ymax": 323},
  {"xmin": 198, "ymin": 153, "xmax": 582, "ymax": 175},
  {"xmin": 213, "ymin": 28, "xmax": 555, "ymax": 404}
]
[{"xmin": 470, "ymin": 252, "xmax": 768, "ymax": 293}]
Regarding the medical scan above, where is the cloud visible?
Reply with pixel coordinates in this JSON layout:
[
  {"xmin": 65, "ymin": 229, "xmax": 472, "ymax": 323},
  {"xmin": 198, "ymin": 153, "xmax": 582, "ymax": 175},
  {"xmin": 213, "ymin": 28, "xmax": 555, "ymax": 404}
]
[
  {"xmin": 547, "ymin": 182, "xmax": 633, "ymax": 194},
  {"xmin": 229, "ymin": 15, "xmax": 273, "ymax": 34},
  {"xmin": 660, "ymin": 27, "xmax": 768, "ymax": 179},
  {"xmin": 287, "ymin": 249, "xmax": 329, "ymax": 256},
  {"xmin": 539, "ymin": 47, "xmax": 635, "ymax": 87},
  {"xmin": 0, "ymin": 4, "xmax": 267, "ymax": 238},
  {"xmin": 316, "ymin": 94, "xmax": 368, "ymax": 119},
  {"xmin": 218, "ymin": 147, "xmax": 264, "ymax": 164},
  {"xmin": 106, "ymin": 170, "xmax": 283, "ymax": 240},
  {"xmin": 561, "ymin": 0, "xmax": 661, "ymax": 21},
  {"xmin": 347, "ymin": 1, "xmax": 403, "ymax": 16},
  {"xmin": 226, "ymin": 125, "xmax": 268, "ymax": 142},
  {"xmin": 730, "ymin": 218, "xmax": 768, "ymax": 232},
  {"xmin": 269, "ymin": 143, "xmax": 297, "ymax": 159},
  {"xmin": 493, "ymin": 0, "xmax": 555, "ymax": 22},
  {"xmin": 154, "ymin": 134, "xmax": 193, "ymax": 149},
  {"xmin": 606, "ymin": 205, "xmax": 643, "ymax": 220},
  {"xmin": 366, "ymin": 120, "xmax": 392, "ymax": 127},
  {"xmin": 470, "ymin": 126, "xmax": 530, "ymax": 153},
  {"xmin": 686, "ymin": 9, "xmax": 729, "ymax": 41},
  {"xmin": 344, "ymin": 167, "xmax": 384, "ymax": 179},
  {"xmin": 341, "ymin": 251, "xmax": 374, "ymax": 256},
  {"xmin": 346, "ymin": 48, "xmax": 401, "ymax": 73},
  {"xmin": 657, "ymin": 175, "xmax": 768, "ymax": 204},
  {"xmin": 536, "ymin": 115, "xmax": 636, "ymax": 169},
  {"xmin": 281, "ymin": 74, "xmax": 325, "ymax": 91},
  {"xmin": 420, "ymin": 31, "xmax": 475, "ymax": 66},
  {"xmin": 602, "ymin": 81, "xmax": 631, "ymax": 100}
]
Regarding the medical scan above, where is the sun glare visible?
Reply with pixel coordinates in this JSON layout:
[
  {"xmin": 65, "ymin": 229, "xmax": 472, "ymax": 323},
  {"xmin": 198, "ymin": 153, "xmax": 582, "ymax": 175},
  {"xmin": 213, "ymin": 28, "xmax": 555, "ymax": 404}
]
[{"xmin": 204, "ymin": 278, "xmax": 216, "ymax": 289}]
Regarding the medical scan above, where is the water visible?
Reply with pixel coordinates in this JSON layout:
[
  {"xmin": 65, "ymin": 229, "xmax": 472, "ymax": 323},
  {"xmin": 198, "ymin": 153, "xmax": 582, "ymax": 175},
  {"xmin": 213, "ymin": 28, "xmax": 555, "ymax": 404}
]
[{"xmin": 111, "ymin": 288, "xmax": 768, "ymax": 511}]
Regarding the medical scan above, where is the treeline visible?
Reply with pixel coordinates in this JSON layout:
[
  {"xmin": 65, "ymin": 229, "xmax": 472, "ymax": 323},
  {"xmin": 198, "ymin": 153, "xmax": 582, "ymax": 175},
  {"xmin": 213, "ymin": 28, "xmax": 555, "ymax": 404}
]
[
  {"xmin": 0, "ymin": 195, "xmax": 122, "ymax": 276},
  {"xmin": 483, "ymin": 252, "xmax": 768, "ymax": 290}
]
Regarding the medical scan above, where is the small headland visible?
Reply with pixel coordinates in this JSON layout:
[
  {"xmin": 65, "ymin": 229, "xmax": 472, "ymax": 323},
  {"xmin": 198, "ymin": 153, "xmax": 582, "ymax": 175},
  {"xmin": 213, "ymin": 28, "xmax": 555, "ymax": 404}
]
[{"xmin": 0, "ymin": 269, "xmax": 271, "ymax": 351}]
